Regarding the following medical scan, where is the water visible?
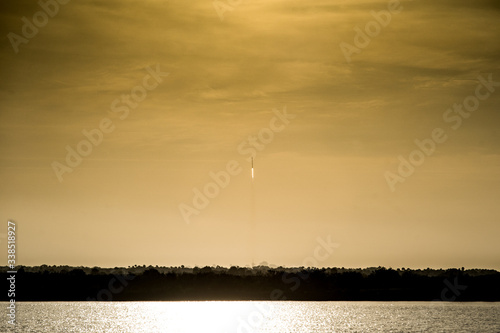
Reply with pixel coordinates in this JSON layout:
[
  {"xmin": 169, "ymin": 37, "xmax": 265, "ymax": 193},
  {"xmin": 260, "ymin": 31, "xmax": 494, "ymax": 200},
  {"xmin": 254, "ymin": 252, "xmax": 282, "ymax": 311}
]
[{"xmin": 1, "ymin": 301, "xmax": 499, "ymax": 332}]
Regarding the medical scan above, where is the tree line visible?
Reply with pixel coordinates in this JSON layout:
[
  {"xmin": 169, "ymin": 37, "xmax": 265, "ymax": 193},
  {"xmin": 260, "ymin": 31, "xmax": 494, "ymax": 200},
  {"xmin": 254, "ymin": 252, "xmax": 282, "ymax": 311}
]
[{"xmin": 1, "ymin": 265, "xmax": 499, "ymax": 301}]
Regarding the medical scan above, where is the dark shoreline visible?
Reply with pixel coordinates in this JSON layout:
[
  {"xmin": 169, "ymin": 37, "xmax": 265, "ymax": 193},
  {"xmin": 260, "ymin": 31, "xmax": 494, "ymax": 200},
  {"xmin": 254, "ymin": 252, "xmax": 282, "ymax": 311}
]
[{"xmin": 3, "ymin": 266, "xmax": 499, "ymax": 302}]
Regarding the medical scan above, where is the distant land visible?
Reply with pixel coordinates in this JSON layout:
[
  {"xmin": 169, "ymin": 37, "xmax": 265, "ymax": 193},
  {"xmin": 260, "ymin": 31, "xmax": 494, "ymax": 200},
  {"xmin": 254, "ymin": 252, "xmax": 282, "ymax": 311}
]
[{"xmin": 2, "ymin": 265, "xmax": 499, "ymax": 302}]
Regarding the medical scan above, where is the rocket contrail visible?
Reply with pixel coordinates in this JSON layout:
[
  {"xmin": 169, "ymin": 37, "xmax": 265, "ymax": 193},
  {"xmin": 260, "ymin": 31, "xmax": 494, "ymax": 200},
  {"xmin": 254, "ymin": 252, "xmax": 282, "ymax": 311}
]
[{"xmin": 251, "ymin": 157, "xmax": 255, "ymax": 267}]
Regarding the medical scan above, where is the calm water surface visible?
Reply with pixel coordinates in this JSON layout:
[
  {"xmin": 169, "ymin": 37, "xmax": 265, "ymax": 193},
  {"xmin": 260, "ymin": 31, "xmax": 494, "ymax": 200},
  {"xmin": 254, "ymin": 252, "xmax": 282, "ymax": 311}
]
[{"xmin": 1, "ymin": 301, "xmax": 499, "ymax": 332}]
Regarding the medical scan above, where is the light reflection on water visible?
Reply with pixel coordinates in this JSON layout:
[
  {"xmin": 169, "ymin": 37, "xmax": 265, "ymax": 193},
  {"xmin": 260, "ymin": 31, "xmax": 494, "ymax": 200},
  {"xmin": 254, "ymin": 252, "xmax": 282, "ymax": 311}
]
[{"xmin": 1, "ymin": 301, "xmax": 499, "ymax": 332}]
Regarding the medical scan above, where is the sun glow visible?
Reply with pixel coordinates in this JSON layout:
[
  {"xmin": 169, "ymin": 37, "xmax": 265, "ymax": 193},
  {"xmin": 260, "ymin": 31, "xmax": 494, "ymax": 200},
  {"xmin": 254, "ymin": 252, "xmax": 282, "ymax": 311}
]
[{"xmin": 145, "ymin": 301, "xmax": 259, "ymax": 332}]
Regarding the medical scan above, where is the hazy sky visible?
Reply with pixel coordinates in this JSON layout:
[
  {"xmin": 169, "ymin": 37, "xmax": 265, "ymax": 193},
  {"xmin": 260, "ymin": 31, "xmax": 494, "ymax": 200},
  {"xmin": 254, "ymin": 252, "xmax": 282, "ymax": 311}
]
[{"xmin": 1, "ymin": 0, "xmax": 499, "ymax": 269}]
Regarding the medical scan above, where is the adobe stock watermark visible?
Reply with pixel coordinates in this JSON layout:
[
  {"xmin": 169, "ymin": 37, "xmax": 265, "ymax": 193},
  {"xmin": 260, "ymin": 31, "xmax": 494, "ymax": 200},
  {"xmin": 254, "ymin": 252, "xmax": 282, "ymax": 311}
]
[
  {"xmin": 86, "ymin": 274, "xmax": 135, "ymax": 301},
  {"xmin": 236, "ymin": 235, "xmax": 340, "ymax": 333},
  {"xmin": 385, "ymin": 74, "xmax": 500, "ymax": 192},
  {"xmin": 434, "ymin": 277, "xmax": 467, "ymax": 302},
  {"xmin": 410, "ymin": 274, "xmax": 468, "ymax": 332},
  {"xmin": 51, "ymin": 64, "xmax": 168, "ymax": 182},
  {"xmin": 179, "ymin": 106, "xmax": 295, "ymax": 224},
  {"xmin": 6, "ymin": 220, "xmax": 17, "ymax": 326},
  {"xmin": 340, "ymin": 0, "xmax": 414, "ymax": 63},
  {"xmin": 213, "ymin": 0, "xmax": 247, "ymax": 21},
  {"xmin": 7, "ymin": 0, "xmax": 71, "ymax": 54}
]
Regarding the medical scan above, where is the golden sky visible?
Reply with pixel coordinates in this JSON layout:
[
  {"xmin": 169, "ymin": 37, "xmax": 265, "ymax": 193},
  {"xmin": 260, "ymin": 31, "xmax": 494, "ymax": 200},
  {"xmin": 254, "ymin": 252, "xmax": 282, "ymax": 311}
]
[{"xmin": 1, "ymin": 0, "xmax": 499, "ymax": 269}]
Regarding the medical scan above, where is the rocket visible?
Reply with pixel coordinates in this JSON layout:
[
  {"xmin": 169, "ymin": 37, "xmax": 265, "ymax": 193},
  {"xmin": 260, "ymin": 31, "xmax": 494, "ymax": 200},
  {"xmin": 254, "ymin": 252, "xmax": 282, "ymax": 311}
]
[{"xmin": 251, "ymin": 157, "xmax": 254, "ymax": 179}]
